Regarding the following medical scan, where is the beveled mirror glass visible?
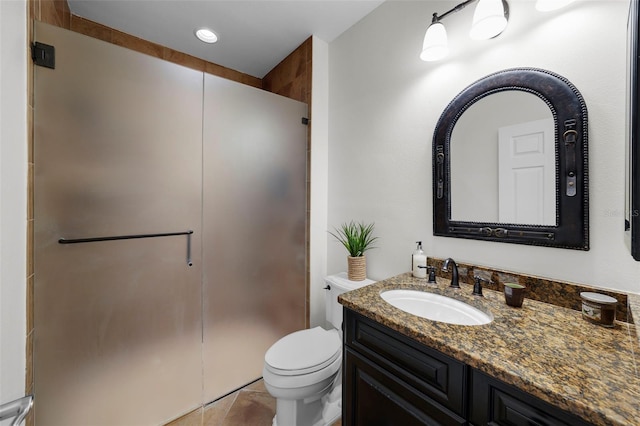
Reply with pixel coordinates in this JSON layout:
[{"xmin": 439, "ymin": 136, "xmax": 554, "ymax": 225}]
[{"xmin": 433, "ymin": 68, "xmax": 589, "ymax": 249}]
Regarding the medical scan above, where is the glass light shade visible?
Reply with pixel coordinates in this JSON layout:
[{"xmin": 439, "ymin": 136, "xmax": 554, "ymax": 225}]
[
  {"xmin": 420, "ymin": 22, "xmax": 449, "ymax": 62},
  {"xmin": 469, "ymin": 0, "xmax": 508, "ymax": 40},
  {"xmin": 535, "ymin": 0, "xmax": 575, "ymax": 12},
  {"xmin": 195, "ymin": 28, "xmax": 218, "ymax": 44}
]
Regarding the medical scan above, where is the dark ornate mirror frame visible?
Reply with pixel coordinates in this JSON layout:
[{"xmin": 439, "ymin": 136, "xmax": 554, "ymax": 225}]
[
  {"xmin": 627, "ymin": 0, "xmax": 640, "ymax": 260},
  {"xmin": 433, "ymin": 68, "xmax": 589, "ymax": 250}
]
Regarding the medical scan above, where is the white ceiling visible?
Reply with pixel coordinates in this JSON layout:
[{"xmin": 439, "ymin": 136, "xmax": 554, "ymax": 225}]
[{"xmin": 67, "ymin": 0, "xmax": 386, "ymax": 78}]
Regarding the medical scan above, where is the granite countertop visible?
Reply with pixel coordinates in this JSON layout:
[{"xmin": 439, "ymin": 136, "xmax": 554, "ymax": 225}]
[{"xmin": 338, "ymin": 273, "xmax": 640, "ymax": 426}]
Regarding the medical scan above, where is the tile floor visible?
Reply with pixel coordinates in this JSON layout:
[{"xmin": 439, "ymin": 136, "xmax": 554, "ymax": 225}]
[
  {"xmin": 170, "ymin": 379, "xmax": 342, "ymax": 426},
  {"xmin": 203, "ymin": 379, "xmax": 276, "ymax": 425}
]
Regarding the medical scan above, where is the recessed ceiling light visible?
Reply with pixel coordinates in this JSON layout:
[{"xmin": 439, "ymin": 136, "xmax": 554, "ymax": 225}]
[{"xmin": 195, "ymin": 28, "xmax": 218, "ymax": 44}]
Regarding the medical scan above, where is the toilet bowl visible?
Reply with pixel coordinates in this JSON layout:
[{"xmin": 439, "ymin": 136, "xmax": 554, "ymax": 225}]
[{"xmin": 262, "ymin": 273, "xmax": 374, "ymax": 426}]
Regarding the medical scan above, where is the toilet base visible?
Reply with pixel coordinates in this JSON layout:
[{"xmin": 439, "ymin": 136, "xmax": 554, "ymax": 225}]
[{"xmin": 271, "ymin": 379, "xmax": 341, "ymax": 426}]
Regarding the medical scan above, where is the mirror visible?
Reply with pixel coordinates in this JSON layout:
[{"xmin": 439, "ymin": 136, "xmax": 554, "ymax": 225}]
[
  {"xmin": 433, "ymin": 68, "xmax": 589, "ymax": 250},
  {"xmin": 626, "ymin": 0, "xmax": 640, "ymax": 260},
  {"xmin": 450, "ymin": 91, "xmax": 555, "ymax": 225}
]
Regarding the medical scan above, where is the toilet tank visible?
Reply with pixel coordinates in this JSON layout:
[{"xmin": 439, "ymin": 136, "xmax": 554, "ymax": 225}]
[{"xmin": 325, "ymin": 272, "xmax": 375, "ymax": 330}]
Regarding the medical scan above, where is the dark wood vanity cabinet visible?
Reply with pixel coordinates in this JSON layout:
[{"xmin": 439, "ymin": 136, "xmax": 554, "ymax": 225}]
[
  {"xmin": 343, "ymin": 348, "xmax": 466, "ymax": 426},
  {"xmin": 469, "ymin": 370, "xmax": 592, "ymax": 426},
  {"xmin": 343, "ymin": 309, "xmax": 467, "ymax": 425},
  {"xmin": 343, "ymin": 309, "xmax": 594, "ymax": 426}
]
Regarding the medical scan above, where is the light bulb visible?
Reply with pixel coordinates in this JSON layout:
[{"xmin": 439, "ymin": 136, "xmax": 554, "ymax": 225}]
[
  {"xmin": 420, "ymin": 22, "xmax": 449, "ymax": 62},
  {"xmin": 469, "ymin": 0, "xmax": 509, "ymax": 40}
]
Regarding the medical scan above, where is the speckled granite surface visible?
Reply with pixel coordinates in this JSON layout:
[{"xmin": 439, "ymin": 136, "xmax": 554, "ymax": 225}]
[
  {"xmin": 339, "ymin": 273, "xmax": 640, "ymax": 426},
  {"xmin": 428, "ymin": 257, "xmax": 631, "ymax": 322}
]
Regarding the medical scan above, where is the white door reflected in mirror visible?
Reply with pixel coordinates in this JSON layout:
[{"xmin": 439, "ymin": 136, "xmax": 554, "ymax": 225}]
[{"xmin": 498, "ymin": 118, "xmax": 555, "ymax": 225}]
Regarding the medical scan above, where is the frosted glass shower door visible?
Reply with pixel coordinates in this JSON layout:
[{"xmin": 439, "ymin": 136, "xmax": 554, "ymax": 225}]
[
  {"xmin": 33, "ymin": 22, "xmax": 203, "ymax": 425},
  {"xmin": 202, "ymin": 74, "xmax": 308, "ymax": 401}
]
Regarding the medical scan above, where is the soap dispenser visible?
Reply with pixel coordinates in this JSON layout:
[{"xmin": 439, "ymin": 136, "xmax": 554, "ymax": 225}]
[{"xmin": 412, "ymin": 241, "xmax": 427, "ymax": 278}]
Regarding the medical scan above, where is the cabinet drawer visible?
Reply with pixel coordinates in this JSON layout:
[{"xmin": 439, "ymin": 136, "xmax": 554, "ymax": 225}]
[
  {"xmin": 469, "ymin": 370, "xmax": 593, "ymax": 426},
  {"xmin": 344, "ymin": 309, "xmax": 467, "ymax": 416},
  {"xmin": 344, "ymin": 347, "xmax": 466, "ymax": 426}
]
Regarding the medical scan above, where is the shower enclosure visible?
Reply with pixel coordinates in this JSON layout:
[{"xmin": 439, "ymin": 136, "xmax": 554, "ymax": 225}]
[{"xmin": 33, "ymin": 22, "xmax": 307, "ymax": 425}]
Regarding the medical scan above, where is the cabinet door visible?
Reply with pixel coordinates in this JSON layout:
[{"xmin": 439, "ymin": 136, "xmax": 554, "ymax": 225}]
[
  {"xmin": 345, "ymin": 310, "xmax": 467, "ymax": 416},
  {"xmin": 469, "ymin": 370, "xmax": 593, "ymax": 426},
  {"xmin": 344, "ymin": 348, "xmax": 467, "ymax": 426}
]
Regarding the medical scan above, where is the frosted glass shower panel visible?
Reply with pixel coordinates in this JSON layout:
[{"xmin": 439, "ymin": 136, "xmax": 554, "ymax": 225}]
[
  {"xmin": 33, "ymin": 22, "xmax": 203, "ymax": 425},
  {"xmin": 202, "ymin": 74, "xmax": 308, "ymax": 401}
]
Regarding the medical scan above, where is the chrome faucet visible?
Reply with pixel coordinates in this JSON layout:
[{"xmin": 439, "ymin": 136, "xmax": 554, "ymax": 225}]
[{"xmin": 442, "ymin": 258, "xmax": 460, "ymax": 288}]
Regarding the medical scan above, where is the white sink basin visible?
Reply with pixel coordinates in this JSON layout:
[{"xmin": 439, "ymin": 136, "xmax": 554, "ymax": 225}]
[{"xmin": 380, "ymin": 289, "xmax": 492, "ymax": 326}]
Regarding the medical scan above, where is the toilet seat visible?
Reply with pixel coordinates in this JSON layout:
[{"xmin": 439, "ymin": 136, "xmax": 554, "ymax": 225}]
[{"xmin": 264, "ymin": 327, "xmax": 341, "ymax": 376}]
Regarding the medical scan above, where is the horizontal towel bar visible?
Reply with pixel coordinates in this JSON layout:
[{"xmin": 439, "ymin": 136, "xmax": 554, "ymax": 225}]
[{"xmin": 58, "ymin": 230, "xmax": 193, "ymax": 245}]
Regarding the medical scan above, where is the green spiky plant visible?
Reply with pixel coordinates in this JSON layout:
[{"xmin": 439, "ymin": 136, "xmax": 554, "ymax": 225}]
[{"xmin": 329, "ymin": 221, "xmax": 378, "ymax": 257}]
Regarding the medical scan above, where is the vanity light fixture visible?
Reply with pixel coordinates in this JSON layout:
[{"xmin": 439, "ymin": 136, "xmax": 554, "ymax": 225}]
[
  {"xmin": 420, "ymin": 0, "xmax": 509, "ymax": 62},
  {"xmin": 469, "ymin": 0, "xmax": 509, "ymax": 40},
  {"xmin": 420, "ymin": 19, "xmax": 449, "ymax": 62},
  {"xmin": 195, "ymin": 28, "xmax": 218, "ymax": 44},
  {"xmin": 535, "ymin": 0, "xmax": 576, "ymax": 12}
]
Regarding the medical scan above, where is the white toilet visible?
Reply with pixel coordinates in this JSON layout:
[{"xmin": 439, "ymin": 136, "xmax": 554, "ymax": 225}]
[{"xmin": 263, "ymin": 272, "xmax": 374, "ymax": 426}]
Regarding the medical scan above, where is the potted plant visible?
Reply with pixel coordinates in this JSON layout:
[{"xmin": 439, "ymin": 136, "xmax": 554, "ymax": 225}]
[{"xmin": 329, "ymin": 221, "xmax": 378, "ymax": 281}]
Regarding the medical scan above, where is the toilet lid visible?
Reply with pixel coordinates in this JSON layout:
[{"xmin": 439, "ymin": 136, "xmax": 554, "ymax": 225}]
[{"xmin": 264, "ymin": 327, "xmax": 341, "ymax": 376}]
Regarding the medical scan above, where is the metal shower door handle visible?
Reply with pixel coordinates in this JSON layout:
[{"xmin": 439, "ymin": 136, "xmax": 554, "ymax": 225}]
[{"xmin": 0, "ymin": 395, "xmax": 33, "ymax": 426}]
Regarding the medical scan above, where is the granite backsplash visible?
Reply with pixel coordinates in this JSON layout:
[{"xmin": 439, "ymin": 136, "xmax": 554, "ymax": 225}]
[{"xmin": 427, "ymin": 257, "xmax": 632, "ymax": 324}]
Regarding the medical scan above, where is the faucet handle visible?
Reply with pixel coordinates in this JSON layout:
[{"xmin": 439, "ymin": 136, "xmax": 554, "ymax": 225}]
[
  {"xmin": 426, "ymin": 266, "xmax": 436, "ymax": 283},
  {"xmin": 473, "ymin": 276, "xmax": 490, "ymax": 296}
]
